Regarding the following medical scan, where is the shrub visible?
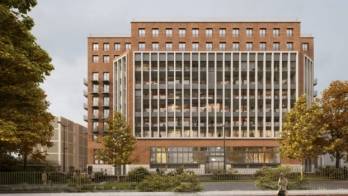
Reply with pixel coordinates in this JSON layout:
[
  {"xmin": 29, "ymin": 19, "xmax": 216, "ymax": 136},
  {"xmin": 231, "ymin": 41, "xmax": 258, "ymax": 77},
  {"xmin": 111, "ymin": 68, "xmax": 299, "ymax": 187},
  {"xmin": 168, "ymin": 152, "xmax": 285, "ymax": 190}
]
[
  {"xmin": 128, "ymin": 167, "xmax": 151, "ymax": 182},
  {"xmin": 212, "ymin": 169, "xmax": 239, "ymax": 180},
  {"xmin": 136, "ymin": 174, "xmax": 178, "ymax": 191},
  {"xmin": 136, "ymin": 171, "xmax": 201, "ymax": 192},
  {"xmin": 255, "ymin": 166, "xmax": 305, "ymax": 190}
]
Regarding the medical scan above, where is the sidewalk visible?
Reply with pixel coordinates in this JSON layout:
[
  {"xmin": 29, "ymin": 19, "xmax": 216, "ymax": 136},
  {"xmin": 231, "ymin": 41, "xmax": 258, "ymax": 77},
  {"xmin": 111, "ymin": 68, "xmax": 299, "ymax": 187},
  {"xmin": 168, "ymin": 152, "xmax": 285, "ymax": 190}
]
[{"xmin": 1, "ymin": 190, "xmax": 348, "ymax": 196}]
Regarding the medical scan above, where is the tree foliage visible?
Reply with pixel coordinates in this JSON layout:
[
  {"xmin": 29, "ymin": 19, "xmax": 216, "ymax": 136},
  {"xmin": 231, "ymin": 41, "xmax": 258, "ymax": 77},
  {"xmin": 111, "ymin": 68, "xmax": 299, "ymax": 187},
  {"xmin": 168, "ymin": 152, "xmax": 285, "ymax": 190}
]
[
  {"xmin": 0, "ymin": 0, "xmax": 54, "ymax": 169},
  {"xmin": 320, "ymin": 80, "xmax": 348, "ymax": 168},
  {"xmin": 97, "ymin": 112, "xmax": 136, "ymax": 174},
  {"xmin": 280, "ymin": 96, "xmax": 326, "ymax": 171}
]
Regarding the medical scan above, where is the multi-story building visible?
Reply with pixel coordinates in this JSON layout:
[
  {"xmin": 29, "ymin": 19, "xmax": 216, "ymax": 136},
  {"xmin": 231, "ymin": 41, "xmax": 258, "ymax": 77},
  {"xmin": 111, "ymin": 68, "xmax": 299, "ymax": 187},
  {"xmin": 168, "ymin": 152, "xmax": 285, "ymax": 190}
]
[
  {"xmin": 44, "ymin": 116, "xmax": 88, "ymax": 172},
  {"xmin": 86, "ymin": 21, "xmax": 315, "ymax": 173}
]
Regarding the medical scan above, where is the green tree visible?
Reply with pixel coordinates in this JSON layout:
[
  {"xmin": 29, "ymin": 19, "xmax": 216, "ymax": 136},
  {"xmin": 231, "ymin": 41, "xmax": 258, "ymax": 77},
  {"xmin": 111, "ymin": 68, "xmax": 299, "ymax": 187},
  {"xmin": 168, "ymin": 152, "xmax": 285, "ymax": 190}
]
[
  {"xmin": 320, "ymin": 81, "xmax": 348, "ymax": 168},
  {"xmin": 97, "ymin": 112, "xmax": 136, "ymax": 179},
  {"xmin": 0, "ymin": 0, "xmax": 54, "ymax": 169},
  {"xmin": 280, "ymin": 96, "xmax": 325, "ymax": 179}
]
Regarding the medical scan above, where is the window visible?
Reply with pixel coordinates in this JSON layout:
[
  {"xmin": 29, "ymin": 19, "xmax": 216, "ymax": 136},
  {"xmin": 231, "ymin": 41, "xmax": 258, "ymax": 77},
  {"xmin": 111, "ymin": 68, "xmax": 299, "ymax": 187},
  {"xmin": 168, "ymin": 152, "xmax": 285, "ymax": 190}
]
[
  {"xmin": 179, "ymin": 29, "xmax": 186, "ymax": 37},
  {"xmin": 219, "ymin": 43, "xmax": 226, "ymax": 50},
  {"xmin": 246, "ymin": 28, "xmax": 253, "ymax": 37},
  {"xmin": 232, "ymin": 28, "xmax": 239, "ymax": 37},
  {"xmin": 286, "ymin": 28, "xmax": 293, "ymax": 37},
  {"xmin": 259, "ymin": 42, "xmax": 266, "ymax": 50},
  {"xmin": 92, "ymin": 97, "xmax": 98, "ymax": 106},
  {"xmin": 205, "ymin": 28, "xmax": 213, "ymax": 37},
  {"xmin": 103, "ymin": 55, "xmax": 110, "ymax": 63},
  {"xmin": 246, "ymin": 42, "xmax": 253, "ymax": 50},
  {"xmin": 179, "ymin": 43, "xmax": 186, "ymax": 51},
  {"xmin": 205, "ymin": 43, "xmax": 212, "ymax": 51},
  {"xmin": 152, "ymin": 42, "xmax": 159, "ymax": 50},
  {"xmin": 103, "ymin": 72, "xmax": 109, "ymax": 81},
  {"xmin": 138, "ymin": 42, "xmax": 145, "ymax": 50},
  {"xmin": 93, "ymin": 122, "xmax": 98, "ymax": 131},
  {"xmin": 92, "ymin": 55, "xmax": 99, "ymax": 63},
  {"xmin": 165, "ymin": 42, "xmax": 172, "ymax": 50},
  {"xmin": 165, "ymin": 28, "xmax": 173, "ymax": 37},
  {"xmin": 192, "ymin": 28, "xmax": 199, "ymax": 37},
  {"xmin": 286, "ymin": 42, "xmax": 293, "ymax": 50},
  {"xmin": 92, "ymin": 43, "xmax": 99, "ymax": 51},
  {"xmin": 92, "ymin": 84, "xmax": 98, "ymax": 93},
  {"xmin": 192, "ymin": 43, "xmax": 199, "ymax": 51},
  {"xmin": 272, "ymin": 42, "xmax": 280, "ymax": 50},
  {"xmin": 138, "ymin": 28, "xmax": 145, "ymax": 37},
  {"xmin": 273, "ymin": 28, "xmax": 280, "ymax": 37},
  {"xmin": 92, "ymin": 72, "xmax": 98, "ymax": 81},
  {"xmin": 114, "ymin": 43, "xmax": 120, "ymax": 51},
  {"xmin": 219, "ymin": 28, "xmax": 226, "ymax": 37},
  {"xmin": 125, "ymin": 43, "xmax": 131, "ymax": 50},
  {"xmin": 302, "ymin": 43, "xmax": 309, "ymax": 51},
  {"xmin": 103, "ymin": 97, "xmax": 109, "ymax": 106},
  {"xmin": 232, "ymin": 42, "xmax": 240, "ymax": 51},
  {"xmin": 93, "ymin": 109, "xmax": 98, "ymax": 118},
  {"xmin": 152, "ymin": 28, "xmax": 159, "ymax": 37},
  {"xmin": 259, "ymin": 28, "xmax": 266, "ymax": 37},
  {"xmin": 104, "ymin": 109, "xmax": 109, "ymax": 119},
  {"xmin": 103, "ymin": 43, "xmax": 109, "ymax": 51}
]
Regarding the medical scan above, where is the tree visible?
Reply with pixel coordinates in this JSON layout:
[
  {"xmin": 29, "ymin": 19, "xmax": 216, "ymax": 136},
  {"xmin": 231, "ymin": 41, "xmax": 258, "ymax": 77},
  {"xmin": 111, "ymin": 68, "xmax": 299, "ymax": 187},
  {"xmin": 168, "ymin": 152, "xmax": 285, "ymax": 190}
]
[
  {"xmin": 0, "ymin": 0, "xmax": 54, "ymax": 169},
  {"xmin": 97, "ymin": 112, "xmax": 136, "ymax": 179},
  {"xmin": 320, "ymin": 81, "xmax": 348, "ymax": 168},
  {"xmin": 280, "ymin": 96, "xmax": 325, "ymax": 179}
]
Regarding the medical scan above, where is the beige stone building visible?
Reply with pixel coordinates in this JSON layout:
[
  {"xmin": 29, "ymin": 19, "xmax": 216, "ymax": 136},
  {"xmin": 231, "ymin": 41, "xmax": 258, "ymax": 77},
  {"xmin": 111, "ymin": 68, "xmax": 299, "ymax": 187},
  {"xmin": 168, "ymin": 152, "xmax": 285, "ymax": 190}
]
[{"xmin": 44, "ymin": 116, "xmax": 88, "ymax": 172}]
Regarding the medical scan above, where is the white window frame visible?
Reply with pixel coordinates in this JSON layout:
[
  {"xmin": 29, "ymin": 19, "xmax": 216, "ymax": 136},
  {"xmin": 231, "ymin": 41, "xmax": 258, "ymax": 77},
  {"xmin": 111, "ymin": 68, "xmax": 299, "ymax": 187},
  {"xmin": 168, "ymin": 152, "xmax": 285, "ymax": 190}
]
[
  {"xmin": 219, "ymin": 29, "xmax": 226, "ymax": 37},
  {"xmin": 205, "ymin": 28, "xmax": 213, "ymax": 37},
  {"xmin": 232, "ymin": 43, "xmax": 240, "ymax": 51},
  {"xmin": 179, "ymin": 29, "xmax": 186, "ymax": 37},
  {"xmin": 92, "ymin": 55, "xmax": 99, "ymax": 63},
  {"xmin": 179, "ymin": 43, "xmax": 186, "ymax": 51},
  {"xmin": 246, "ymin": 28, "xmax": 253, "ymax": 37},
  {"xmin": 232, "ymin": 28, "xmax": 240, "ymax": 37},
  {"xmin": 92, "ymin": 43, "xmax": 99, "ymax": 51},
  {"xmin": 272, "ymin": 42, "xmax": 280, "ymax": 50},
  {"xmin": 192, "ymin": 43, "xmax": 199, "ymax": 51},
  {"xmin": 246, "ymin": 42, "xmax": 253, "ymax": 50},
  {"xmin": 273, "ymin": 28, "xmax": 280, "ymax": 37},
  {"xmin": 259, "ymin": 28, "xmax": 266, "ymax": 37},
  {"xmin": 165, "ymin": 42, "xmax": 173, "ymax": 50},
  {"xmin": 219, "ymin": 43, "xmax": 226, "ymax": 50},
  {"xmin": 103, "ymin": 43, "xmax": 109, "ymax": 51},
  {"xmin": 259, "ymin": 42, "xmax": 266, "ymax": 50},
  {"xmin": 206, "ymin": 43, "xmax": 212, "ymax": 51},
  {"xmin": 152, "ymin": 42, "xmax": 159, "ymax": 51},
  {"xmin": 114, "ymin": 43, "xmax": 120, "ymax": 51},
  {"xmin": 103, "ymin": 55, "xmax": 110, "ymax": 63},
  {"xmin": 165, "ymin": 29, "xmax": 173, "ymax": 37},
  {"xmin": 192, "ymin": 28, "xmax": 199, "ymax": 37},
  {"xmin": 286, "ymin": 42, "xmax": 293, "ymax": 50},
  {"xmin": 125, "ymin": 43, "xmax": 131, "ymax": 50},
  {"xmin": 138, "ymin": 43, "xmax": 145, "ymax": 50},
  {"xmin": 152, "ymin": 29, "xmax": 159, "ymax": 37},
  {"xmin": 286, "ymin": 28, "xmax": 293, "ymax": 37},
  {"xmin": 138, "ymin": 28, "xmax": 145, "ymax": 37},
  {"xmin": 302, "ymin": 43, "xmax": 309, "ymax": 51}
]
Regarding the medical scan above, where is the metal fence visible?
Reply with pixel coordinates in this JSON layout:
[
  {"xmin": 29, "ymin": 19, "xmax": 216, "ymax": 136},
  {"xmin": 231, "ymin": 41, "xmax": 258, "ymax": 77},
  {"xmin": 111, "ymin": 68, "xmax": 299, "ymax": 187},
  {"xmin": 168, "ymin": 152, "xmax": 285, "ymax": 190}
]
[{"xmin": 0, "ymin": 167, "xmax": 347, "ymax": 192}]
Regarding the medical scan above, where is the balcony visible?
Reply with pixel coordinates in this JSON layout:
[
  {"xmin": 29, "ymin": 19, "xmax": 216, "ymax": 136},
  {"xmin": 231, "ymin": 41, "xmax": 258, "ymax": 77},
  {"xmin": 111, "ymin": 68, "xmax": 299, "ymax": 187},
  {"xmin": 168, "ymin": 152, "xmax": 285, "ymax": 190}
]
[
  {"xmin": 103, "ymin": 102, "xmax": 110, "ymax": 107},
  {"xmin": 103, "ymin": 76, "xmax": 110, "ymax": 83},
  {"xmin": 313, "ymin": 78, "xmax": 318, "ymax": 86},
  {"xmin": 83, "ymin": 78, "xmax": 88, "ymax": 86},
  {"xmin": 314, "ymin": 90, "xmax": 318, "ymax": 97},
  {"xmin": 83, "ymin": 115, "xmax": 87, "ymax": 121},
  {"xmin": 92, "ymin": 88, "xmax": 99, "ymax": 94},
  {"xmin": 92, "ymin": 102, "xmax": 98, "ymax": 108},
  {"xmin": 83, "ymin": 103, "xmax": 88, "ymax": 110},
  {"xmin": 83, "ymin": 90, "xmax": 88, "ymax": 97}
]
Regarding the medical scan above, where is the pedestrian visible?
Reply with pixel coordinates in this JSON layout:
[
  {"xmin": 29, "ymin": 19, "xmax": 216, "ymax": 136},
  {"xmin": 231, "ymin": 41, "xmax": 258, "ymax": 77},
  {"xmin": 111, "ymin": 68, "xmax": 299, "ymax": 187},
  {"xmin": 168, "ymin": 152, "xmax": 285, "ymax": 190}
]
[
  {"xmin": 41, "ymin": 171, "xmax": 48, "ymax": 185},
  {"xmin": 277, "ymin": 172, "xmax": 288, "ymax": 196}
]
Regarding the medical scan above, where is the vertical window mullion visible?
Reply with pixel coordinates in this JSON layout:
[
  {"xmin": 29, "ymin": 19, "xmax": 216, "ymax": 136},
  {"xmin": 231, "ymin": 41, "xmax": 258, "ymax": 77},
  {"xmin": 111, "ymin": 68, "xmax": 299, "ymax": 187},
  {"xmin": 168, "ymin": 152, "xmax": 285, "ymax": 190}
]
[
  {"xmin": 263, "ymin": 52, "xmax": 266, "ymax": 138},
  {"xmin": 271, "ymin": 53, "xmax": 274, "ymax": 138},
  {"xmin": 238, "ymin": 52, "xmax": 242, "ymax": 138},
  {"xmin": 247, "ymin": 52, "xmax": 250, "ymax": 138}
]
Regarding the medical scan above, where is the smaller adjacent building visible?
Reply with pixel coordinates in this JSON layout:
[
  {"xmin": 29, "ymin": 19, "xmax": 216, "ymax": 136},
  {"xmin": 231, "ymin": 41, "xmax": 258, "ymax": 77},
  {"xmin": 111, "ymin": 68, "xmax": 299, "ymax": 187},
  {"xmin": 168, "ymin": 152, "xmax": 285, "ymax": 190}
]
[{"xmin": 42, "ymin": 116, "xmax": 88, "ymax": 172}]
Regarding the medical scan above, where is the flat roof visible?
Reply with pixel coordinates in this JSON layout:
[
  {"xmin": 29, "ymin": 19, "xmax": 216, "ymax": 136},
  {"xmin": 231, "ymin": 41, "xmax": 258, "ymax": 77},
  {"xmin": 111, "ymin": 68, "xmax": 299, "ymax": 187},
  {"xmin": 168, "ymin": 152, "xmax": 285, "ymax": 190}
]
[{"xmin": 131, "ymin": 18, "xmax": 301, "ymax": 23}]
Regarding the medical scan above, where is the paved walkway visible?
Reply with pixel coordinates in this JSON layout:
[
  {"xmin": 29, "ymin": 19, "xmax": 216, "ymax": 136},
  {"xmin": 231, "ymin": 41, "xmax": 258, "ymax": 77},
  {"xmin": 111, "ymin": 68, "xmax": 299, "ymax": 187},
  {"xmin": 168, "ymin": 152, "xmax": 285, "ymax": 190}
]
[{"xmin": 1, "ymin": 190, "xmax": 348, "ymax": 195}]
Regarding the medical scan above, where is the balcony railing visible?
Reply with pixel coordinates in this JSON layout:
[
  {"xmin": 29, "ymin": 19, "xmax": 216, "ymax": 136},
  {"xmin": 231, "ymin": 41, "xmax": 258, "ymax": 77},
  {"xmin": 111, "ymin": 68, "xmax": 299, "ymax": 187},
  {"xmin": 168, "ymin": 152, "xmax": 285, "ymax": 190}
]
[
  {"xmin": 83, "ymin": 78, "xmax": 88, "ymax": 86},
  {"xmin": 83, "ymin": 90, "xmax": 88, "ymax": 97},
  {"xmin": 83, "ymin": 115, "xmax": 87, "ymax": 121},
  {"xmin": 83, "ymin": 103, "xmax": 88, "ymax": 110}
]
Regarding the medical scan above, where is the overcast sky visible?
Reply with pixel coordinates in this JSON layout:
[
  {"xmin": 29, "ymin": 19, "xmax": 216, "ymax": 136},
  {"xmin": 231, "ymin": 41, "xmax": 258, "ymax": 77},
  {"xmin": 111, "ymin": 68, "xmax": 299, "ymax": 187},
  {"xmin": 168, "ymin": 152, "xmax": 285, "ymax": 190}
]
[{"xmin": 30, "ymin": 0, "xmax": 348, "ymax": 125}]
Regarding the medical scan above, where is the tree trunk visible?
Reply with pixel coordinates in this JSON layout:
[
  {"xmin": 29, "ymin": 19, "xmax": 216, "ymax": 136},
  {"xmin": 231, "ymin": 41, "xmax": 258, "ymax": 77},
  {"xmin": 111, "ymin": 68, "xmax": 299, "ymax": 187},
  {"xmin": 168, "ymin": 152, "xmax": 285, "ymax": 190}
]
[
  {"xmin": 335, "ymin": 151, "xmax": 341, "ymax": 168},
  {"xmin": 300, "ymin": 159, "xmax": 304, "ymax": 180},
  {"xmin": 23, "ymin": 152, "xmax": 27, "ymax": 171},
  {"xmin": 114, "ymin": 164, "xmax": 120, "ymax": 181}
]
